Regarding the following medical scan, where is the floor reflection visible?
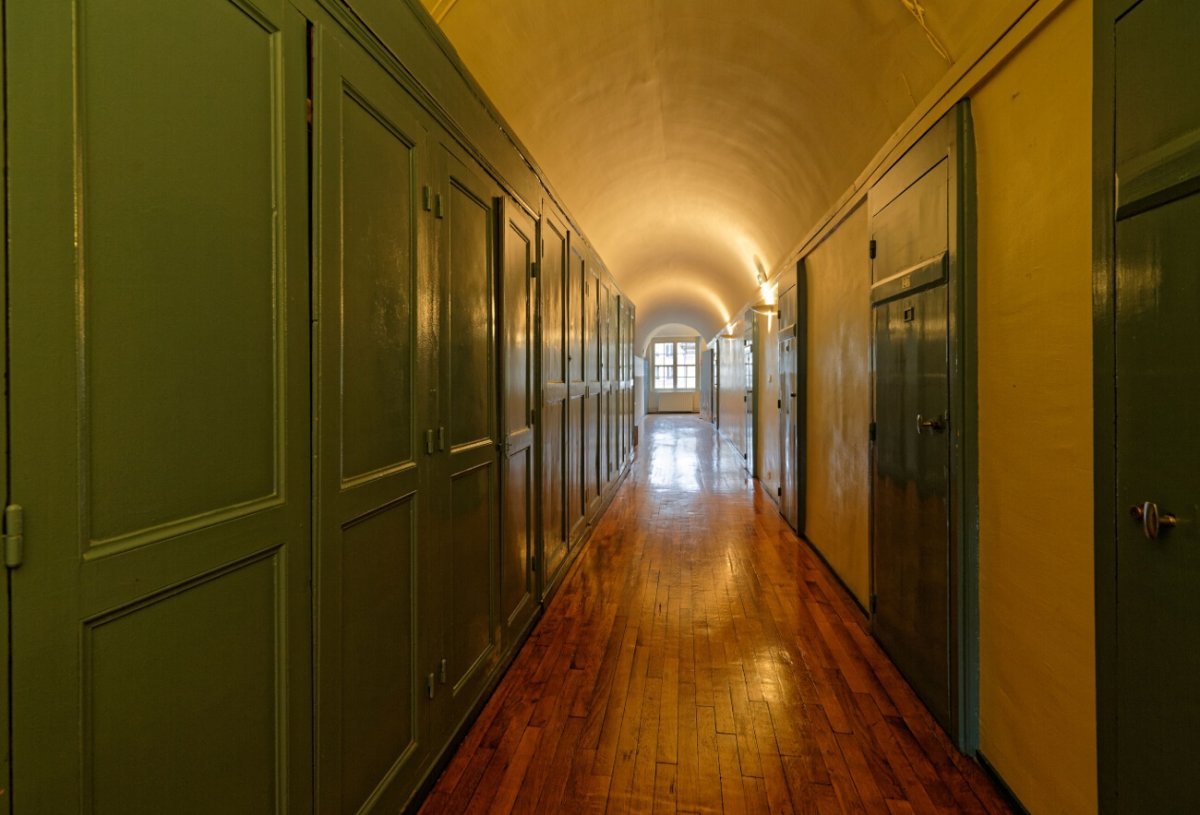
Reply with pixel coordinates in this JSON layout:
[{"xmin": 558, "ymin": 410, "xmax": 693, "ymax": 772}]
[{"xmin": 644, "ymin": 414, "xmax": 753, "ymax": 494}]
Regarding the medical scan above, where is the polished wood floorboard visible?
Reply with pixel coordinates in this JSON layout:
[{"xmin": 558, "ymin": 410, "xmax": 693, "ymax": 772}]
[{"xmin": 420, "ymin": 415, "xmax": 1013, "ymax": 814}]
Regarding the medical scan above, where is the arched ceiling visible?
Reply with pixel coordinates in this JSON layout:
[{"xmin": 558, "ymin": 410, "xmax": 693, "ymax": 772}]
[{"xmin": 420, "ymin": 0, "xmax": 1014, "ymax": 346}]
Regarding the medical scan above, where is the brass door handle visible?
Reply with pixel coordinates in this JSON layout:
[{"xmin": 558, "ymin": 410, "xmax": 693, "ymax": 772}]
[
  {"xmin": 916, "ymin": 414, "xmax": 945, "ymax": 434},
  {"xmin": 1130, "ymin": 501, "xmax": 1178, "ymax": 540}
]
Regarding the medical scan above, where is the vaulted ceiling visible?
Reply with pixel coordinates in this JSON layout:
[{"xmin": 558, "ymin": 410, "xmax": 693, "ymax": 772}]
[{"xmin": 420, "ymin": 0, "xmax": 1018, "ymax": 347}]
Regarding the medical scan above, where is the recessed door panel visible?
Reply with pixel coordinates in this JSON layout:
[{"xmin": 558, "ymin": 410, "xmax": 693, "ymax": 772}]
[
  {"xmin": 447, "ymin": 178, "xmax": 493, "ymax": 448},
  {"xmin": 338, "ymin": 499, "xmax": 418, "ymax": 814},
  {"xmin": 88, "ymin": 554, "xmax": 280, "ymax": 815},
  {"xmin": 340, "ymin": 93, "xmax": 416, "ymax": 482},
  {"xmin": 448, "ymin": 462, "xmax": 496, "ymax": 689},
  {"xmin": 8, "ymin": 2, "xmax": 313, "ymax": 810},
  {"xmin": 871, "ymin": 160, "xmax": 949, "ymax": 285},
  {"xmin": 83, "ymin": 0, "xmax": 280, "ymax": 544}
]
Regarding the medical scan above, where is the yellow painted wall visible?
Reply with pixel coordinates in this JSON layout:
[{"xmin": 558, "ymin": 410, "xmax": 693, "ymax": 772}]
[
  {"xmin": 803, "ymin": 204, "xmax": 871, "ymax": 606},
  {"xmin": 972, "ymin": 2, "xmax": 1096, "ymax": 812}
]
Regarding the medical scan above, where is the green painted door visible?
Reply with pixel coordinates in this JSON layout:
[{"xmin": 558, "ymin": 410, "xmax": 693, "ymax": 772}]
[
  {"xmin": 499, "ymin": 198, "xmax": 537, "ymax": 643},
  {"xmin": 583, "ymin": 269, "xmax": 601, "ymax": 515},
  {"xmin": 312, "ymin": 23, "xmax": 433, "ymax": 814},
  {"xmin": 566, "ymin": 245, "xmax": 586, "ymax": 540},
  {"xmin": 1112, "ymin": 1, "xmax": 1200, "ymax": 808},
  {"xmin": 433, "ymin": 142, "xmax": 501, "ymax": 733},
  {"xmin": 870, "ymin": 138, "xmax": 954, "ymax": 733},
  {"xmin": 540, "ymin": 214, "xmax": 569, "ymax": 593},
  {"xmin": 7, "ymin": 1, "xmax": 313, "ymax": 811},
  {"xmin": 872, "ymin": 278, "xmax": 951, "ymax": 728}
]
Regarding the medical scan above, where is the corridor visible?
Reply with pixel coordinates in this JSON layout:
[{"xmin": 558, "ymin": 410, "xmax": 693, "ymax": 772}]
[{"xmin": 420, "ymin": 415, "xmax": 1013, "ymax": 814}]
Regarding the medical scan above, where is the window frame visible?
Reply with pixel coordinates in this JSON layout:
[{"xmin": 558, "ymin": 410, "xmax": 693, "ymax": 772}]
[{"xmin": 651, "ymin": 339, "xmax": 698, "ymax": 392}]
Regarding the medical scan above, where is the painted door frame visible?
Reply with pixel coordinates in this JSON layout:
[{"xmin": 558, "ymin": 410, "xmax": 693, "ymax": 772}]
[
  {"xmin": 1093, "ymin": 4, "xmax": 1120, "ymax": 809},
  {"xmin": 867, "ymin": 101, "xmax": 980, "ymax": 752}
]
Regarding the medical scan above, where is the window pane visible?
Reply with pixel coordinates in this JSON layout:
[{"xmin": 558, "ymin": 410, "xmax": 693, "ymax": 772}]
[
  {"xmin": 654, "ymin": 342, "xmax": 674, "ymax": 365},
  {"xmin": 678, "ymin": 342, "xmax": 697, "ymax": 365},
  {"xmin": 654, "ymin": 365, "xmax": 674, "ymax": 389},
  {"xmin": 678, "ymin": 365, "xmax": 696, "ymax": 389}
]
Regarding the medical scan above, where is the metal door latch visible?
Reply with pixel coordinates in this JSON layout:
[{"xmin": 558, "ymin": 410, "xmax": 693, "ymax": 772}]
[
  {"xmin": 916, "ymin": 414, "xmax": 945, "ymax": 434},
  {"xmin": 1130, "ymin": 502, "xmax": 1178, "ymax": 540}
]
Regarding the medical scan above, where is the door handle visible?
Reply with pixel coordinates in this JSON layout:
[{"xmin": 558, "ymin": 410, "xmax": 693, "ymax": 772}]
[
  {"xmin": 1130, "ymin": 501, "xmax": 1178, "ymax": 540},
  {"xmin": 916, "ymin": 414, "xmax": 945, "ymax": 434}
]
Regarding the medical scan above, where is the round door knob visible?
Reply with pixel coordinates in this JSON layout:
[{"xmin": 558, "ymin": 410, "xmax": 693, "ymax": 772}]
[{"xmin": 1130, "ymin": 501, "xmax": 1178, "ymax": 540}]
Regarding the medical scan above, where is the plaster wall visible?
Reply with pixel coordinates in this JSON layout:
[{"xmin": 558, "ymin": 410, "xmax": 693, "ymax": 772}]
[
  {"xmin": 802, "ymin": 204, "xmax": 872, "ymax": 606},
  {"xmin": 971, "ymin": 2, "xmax": 1096, "ymax": 811}
]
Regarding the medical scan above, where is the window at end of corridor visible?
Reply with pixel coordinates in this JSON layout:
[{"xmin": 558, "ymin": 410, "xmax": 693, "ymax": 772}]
[{"xmin": 653, "ymin": 341, "xmax": 697, "ymax": 391}]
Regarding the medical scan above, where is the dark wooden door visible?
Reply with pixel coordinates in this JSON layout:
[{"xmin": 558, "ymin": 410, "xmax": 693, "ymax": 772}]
[
  {"xmin": 1111, "ymin": 1, "xmax": 1200, "ymax": 808},
  {"xmin": 7, "ymin": 1, "xmax": 313, "ymax": 810},
  {"xmin": 499, "ymin": 198, "xmax": 537, "ymax": 642},
  {"xmin": 540, "ymin": 214, "xmax": 569, "ymax": 592},
  {"xmin": 778, "ymin": 282, "xmax": 799, "ymax": 531},
  {"xmin": 312, "ymin": 26, "xmax": 434, "ymax": 814}
]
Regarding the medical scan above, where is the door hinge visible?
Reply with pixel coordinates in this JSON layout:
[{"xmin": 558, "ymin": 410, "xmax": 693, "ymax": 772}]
[
  {"xmin": 439, "ymin": 658, "xmax": 448, "ymax": 684},
  {"xmin": 869, "ymin": 594, "xmax": 877, "ymax": 615},
  {"xmin": 434, "ymin": 193, "xmax": 445, "ymax": 219},
  {"xmin": 531, "ymin": 552, "xmax": 539, "ymax": 573},
  {"xmin": 869, "ymin": 421, "xmax": 877, "ymax": 442},
  {"xmin": 777, "ymin": 486, "xmax": 782, "ymax": 497},
  {"xmin": 530, "ymin": 407, "xmax": 537, "ymax": 426},
  {"xmin": 4, "ymin": 505, "xmax": 23, "ymax": 569},
  {"xmin": 777, "ymin": 398, "xmax": 782, "ymax": 409},
  {"xmin": 531, "ymin": 260, "xmax": 539, "ymax": 278},
  {"xmin": 426, "ymin": 672, "xmax": 436, "ymax": 699},
  {"xmin": 422, "ymin": 185, "xmax": 432, "ymax": 212},
  {"xmin": 869, "ymin": 239, "xmax": 877, "ymax": 260}
]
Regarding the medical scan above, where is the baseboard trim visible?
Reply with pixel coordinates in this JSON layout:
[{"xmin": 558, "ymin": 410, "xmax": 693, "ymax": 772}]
[
  {"xmin": 401, "ymin": 453, "xmax": 636, "ymax": 813},
  {"xmin": 798, "ymin": 531, "xmax": 870, "ymax": 618},
  {"xmin": 977, "ymin": 752, "xmax": 1032, "ymax": 815}
]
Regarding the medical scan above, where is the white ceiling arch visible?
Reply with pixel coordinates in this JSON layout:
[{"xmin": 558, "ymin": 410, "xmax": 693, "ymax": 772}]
[{"xmin": 421, "ymin": 0, "xmax": 1022, "ymax": 343}]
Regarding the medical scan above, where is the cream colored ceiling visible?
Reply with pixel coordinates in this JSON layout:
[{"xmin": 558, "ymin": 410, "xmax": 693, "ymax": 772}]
[{"xmin": 422, "ymin": 0, "xmax": 1015, "ymax": 345}]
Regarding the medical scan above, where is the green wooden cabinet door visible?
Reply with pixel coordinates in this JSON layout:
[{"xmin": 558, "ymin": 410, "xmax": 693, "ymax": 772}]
[
  {"xmin": 583, "ymin": 269, "xmax": 601, "ymax": 515},
  {"xmin": 499, "ymin": 198, "xmax": 537, "ymax": 644},
  {"xmin": 539, "ymin": 214, "xmax": 569, "ymax": 593},
  {"xmin": 312, "ymin": 23, "xmax": 435, "ymax": 814},
  {"xmin": 7, "ymin": 1, "xmax": 313, "ymax": 811},
  {"xmin": 432, "ymin": 142, "xmax": 501, "ymax": 733},
  {"xmin": 1112, "ymin": 1, "xmax": 1200, "ymax": 809},
  {"xmin": 566, "ymin": 244, "xmax": 586, "ymax": 541}
]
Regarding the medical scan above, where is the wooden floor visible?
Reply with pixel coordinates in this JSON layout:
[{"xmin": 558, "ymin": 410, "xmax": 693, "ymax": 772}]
[{"xmin": 419, "ymin": 415, "xmax": 1013, "ymax": 814}]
